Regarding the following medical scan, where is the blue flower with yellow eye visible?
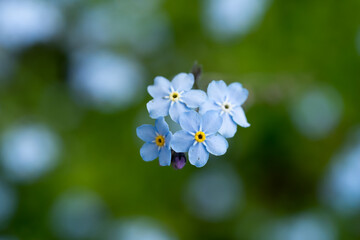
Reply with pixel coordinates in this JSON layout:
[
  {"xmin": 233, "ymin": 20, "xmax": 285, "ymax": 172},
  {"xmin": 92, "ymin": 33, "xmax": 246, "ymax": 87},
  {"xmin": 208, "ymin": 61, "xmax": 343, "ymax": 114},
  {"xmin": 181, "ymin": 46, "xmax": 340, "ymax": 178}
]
[
  {"xmin": 200, "ymin": 80, "xmax": 250, "ymax": 138},
  {"xmin": 171, "ymin": 111, "xmax": 228, "ymax": 168},
  {"xmin": 136, "ymin": 117, "xmax": 172, "ymax": 166},
  {"xmin": 146, "ymin": 73, "xmax": 207, "ymax": 123},
  {"xmin": 137, "ymin": 68, "xmax": 251, "ymax": 169}
]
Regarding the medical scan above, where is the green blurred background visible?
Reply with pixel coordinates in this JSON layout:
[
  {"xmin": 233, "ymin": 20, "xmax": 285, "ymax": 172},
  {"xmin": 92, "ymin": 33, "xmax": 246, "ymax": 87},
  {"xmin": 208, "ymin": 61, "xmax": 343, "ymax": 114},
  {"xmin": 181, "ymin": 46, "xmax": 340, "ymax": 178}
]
[{"xmin": 0, "ymin": 0, "xmax": 359, "ymax": 239}]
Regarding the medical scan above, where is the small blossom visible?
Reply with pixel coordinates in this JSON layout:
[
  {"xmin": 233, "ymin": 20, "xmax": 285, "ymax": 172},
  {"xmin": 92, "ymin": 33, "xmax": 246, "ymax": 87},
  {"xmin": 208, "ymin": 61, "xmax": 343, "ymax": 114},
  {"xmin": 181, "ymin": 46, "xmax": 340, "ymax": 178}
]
[
  {"xmin": 136, "ymin": 118, "xmax": 172, "ymax": 166},
  {"xmin": 171, "ymin": 151, "xmax": 186, "ymax": 169},
  {"xmin": 200, "ymin": 80, "xmax": 250, "ymax": 138},
  {"xmin": 171, "ymin": 111, "xmax": 228, "ymax": 168},
  {"xmin": 146, "ymin": 73, "xmax": 207, "ymax": 123}
]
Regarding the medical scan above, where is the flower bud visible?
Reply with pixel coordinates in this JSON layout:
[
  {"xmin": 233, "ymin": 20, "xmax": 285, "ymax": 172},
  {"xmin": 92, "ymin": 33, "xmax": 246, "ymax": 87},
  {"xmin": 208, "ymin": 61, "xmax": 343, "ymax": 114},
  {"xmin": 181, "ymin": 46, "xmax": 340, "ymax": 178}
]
[
  {"xmin": 191, "ymin": 63, "xmax": 202, "ymax": 89},
  {"xmin": 171, "ymin": 150, "xmax": 186, "ymax": 170}
]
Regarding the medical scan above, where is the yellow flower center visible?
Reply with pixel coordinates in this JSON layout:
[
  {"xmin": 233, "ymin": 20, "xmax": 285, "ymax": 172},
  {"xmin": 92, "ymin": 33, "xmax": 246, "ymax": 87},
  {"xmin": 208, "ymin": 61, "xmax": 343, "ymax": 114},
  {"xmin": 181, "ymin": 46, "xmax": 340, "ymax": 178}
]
[
  {"xmin": 155, "ymin": 135, "xmax": 165, "ymax": 147},
  {"xmin": 169, "ymin": 91, "xmax": 180, "ymax": 102},
  {"xmin": 195, "ymin": 131, "xmax": 206, "ymax": 143}
]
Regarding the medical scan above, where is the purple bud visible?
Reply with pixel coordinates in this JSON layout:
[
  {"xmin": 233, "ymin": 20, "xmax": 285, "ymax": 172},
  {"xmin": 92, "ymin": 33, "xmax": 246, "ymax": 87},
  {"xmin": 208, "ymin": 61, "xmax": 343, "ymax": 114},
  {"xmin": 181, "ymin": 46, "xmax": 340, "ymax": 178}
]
[{"xmin": 171, "ymin": 151, "xmax": 186, "ymax": 170}]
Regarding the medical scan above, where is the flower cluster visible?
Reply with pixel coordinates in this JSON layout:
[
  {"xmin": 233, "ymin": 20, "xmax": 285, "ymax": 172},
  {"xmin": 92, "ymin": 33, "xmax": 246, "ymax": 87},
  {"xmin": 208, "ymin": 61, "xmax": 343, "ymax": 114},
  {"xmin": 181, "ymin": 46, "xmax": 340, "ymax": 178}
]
[{"xmin": 136, "ymin": 72, "xmax": 250, "ymax": 168}]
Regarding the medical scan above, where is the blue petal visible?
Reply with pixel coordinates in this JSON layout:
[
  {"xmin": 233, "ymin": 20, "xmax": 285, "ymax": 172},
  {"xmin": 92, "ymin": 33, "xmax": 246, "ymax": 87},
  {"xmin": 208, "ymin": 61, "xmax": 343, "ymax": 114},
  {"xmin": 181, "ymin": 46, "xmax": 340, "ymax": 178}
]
[
  {"xmin": 188, "ymin": 143, "xmax": 209, "ymax": 168},
  {"xmin": 147, "ymin": 76, "xmax": 171, "ymax": 98},
  {"xmin": 155, "ymin": 117, "xmax": 169, "ymax": 136},
  {"xmin": 171, "ymin": 130, "xmax": 194, "ymax": 152},
  {"xmin": 171, "ymin": 73, "xmax": 194, "ymax": 91},
  {"xmin": 179, "ymin": 110, "xmax": 201, "ymax": 133},
  {"xmin": 140, "ymin": 142, "xmax": 159, "ymax": 161},
  {"xmin": 181, "ymin": 89, "xmax": 207, "ymax": 108},
  {"xmin": 219, "ymin": 113, "xmax": 237, "ymax": 138},
  {"xmin": 169, "ymin": 101, "xmax": 189, "ymax": 123},
  {"xmin": 228, "ymin": 82, "xmax": 248, "ymax": 106},
  {"xmin": 207, "ymin": 80, "xmax": 227, "ymax": 103},
  {"xmin": 165, "ymin": 132, "xmax": 172, "ymax": 148},
  {"xmin": 201, "ymin": 110, "xmax": 223, "ymax": 135},
  {"xmin": 205, "ymin": 134, "xmax": 228, "ymax": 156},
  {"xmin": 136, "ymin": 124, "xmax": 156, "ymax": 142},
  {"xmin": 159, "ymin": 147, "xmax": 171, "ymax": 166},
  {"xmin": 147, "ymin": 98, "xmax": 171, "ymax": 119},
  {"xmin": 232, "ymin": 106, "xmax": 250, "ymax": 128},
  {"xmin": 199, "ymin": 100, "xmax": 220, "ymax": 115}
]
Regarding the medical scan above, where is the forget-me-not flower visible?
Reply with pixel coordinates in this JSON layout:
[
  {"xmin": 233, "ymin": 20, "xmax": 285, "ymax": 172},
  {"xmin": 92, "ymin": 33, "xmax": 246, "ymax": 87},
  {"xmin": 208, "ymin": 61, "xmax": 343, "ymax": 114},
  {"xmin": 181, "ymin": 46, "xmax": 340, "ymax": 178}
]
[
  {"xmin": 200, "ymin": 80, "xmax": 250, "ymax": 138},
  {"xmin": 146, "ymin": 73, "xmax": 207, "ymax": 123},
  {"xmin": 171, "ymin": 111, "xmax": 228, "ymax": 167},
  {"xmin": 136, "ymin": 117, "xmax": 172, "ymax": 166}
]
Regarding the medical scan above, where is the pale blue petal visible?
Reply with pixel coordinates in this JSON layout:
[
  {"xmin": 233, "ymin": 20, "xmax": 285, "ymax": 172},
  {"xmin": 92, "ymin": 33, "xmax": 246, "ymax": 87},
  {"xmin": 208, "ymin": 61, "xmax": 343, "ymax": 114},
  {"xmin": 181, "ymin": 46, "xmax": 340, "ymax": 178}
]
[
  {"xmin": 164, "ymin": 132, "xmax": 172, "ymax": 148},
  {"xmin": 207, "ymin": 80, "xmax": 227, "ymax": 102},
  {"xmin": 188, "ymin": 143, "xmax": 209, "ymax": 168},
  {"xmin": 159, "ymin": 147, "xmax": 171, "ymax": 166},
  {"xmin": 181, "ymin": 89, "xmax": 207, "ymax": 108},
  {"xmin": 136, "ymin": 124, "xmax": 156, "ymax": 142},
  {"xmin": 228, "ymin": 82, "xmax": 248, "ymax": 106},
  {"xmin": 146, "ymin": 98, "xmax": 171, "ymax": 119},
  {"xmin": 199, "ymin": 100, "xmax": 220, "ymax": 115},
  {"xmin": 179, "ymin": 110, "xmax": 201, "ymax": 133},
  {"xmin": 205, "ymin": 134, "xmax": 228, "ymax": 156},
  {"xmin": 171, "ymin": 130, "xmax": 194, "ymax": 152},
  {"xmin": 147, "ymin": 76, "xmax": 171, "ymax": 98},
  {"xmin": 219, "ymin": 113, "xmax": 237, "ymax": 138},
  {"xmin": 169, "ymin": 101, "xmax": 190, "ymax": 123},
  {"xmin": 140, "ymin": 142, "xmax": 159, "ymax": 161},
  {"xmin": 155, "ymin": 117, "xmax": 169, "ymax": 136},
  {"xmin": 171, "ymin": 73, "xmax": 194, "ymax": 91},
  {"xmin": 201, "ymin": 110, "xmax": 223, "ymax": 135},
  {"xmin": 232, "ymin": 106, "xmax": 250, "ymax": 128}
]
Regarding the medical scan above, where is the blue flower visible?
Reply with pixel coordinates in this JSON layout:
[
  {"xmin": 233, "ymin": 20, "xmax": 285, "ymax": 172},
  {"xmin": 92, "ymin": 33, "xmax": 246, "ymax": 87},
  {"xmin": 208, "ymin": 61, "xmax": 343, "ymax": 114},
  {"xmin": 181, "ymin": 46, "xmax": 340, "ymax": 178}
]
[
  {"xmin": 171, "ymin": 111, "xmax": 228, "ymax": 168},
  {"xmin": 200, "ymin": 80, "xmax": 250, "ymax": 138},
  {"xmin": 136, "ymin": 118, "xmax": 172, "ymax": 166},
  {"xmin": 146, "ymin": 73, "xmax": 207, "ymax": 123}
]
